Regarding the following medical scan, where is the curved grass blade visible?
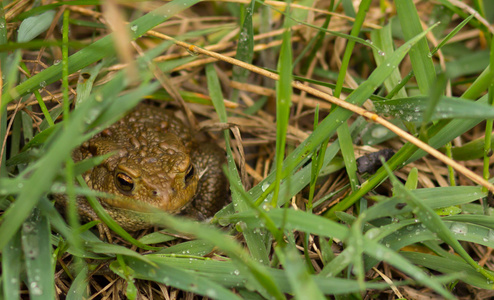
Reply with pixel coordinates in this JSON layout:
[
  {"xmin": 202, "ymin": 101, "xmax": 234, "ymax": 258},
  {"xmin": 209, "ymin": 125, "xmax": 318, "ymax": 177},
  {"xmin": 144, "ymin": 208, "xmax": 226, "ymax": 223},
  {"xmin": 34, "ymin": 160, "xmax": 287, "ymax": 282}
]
[
  {"xmin": 271, "ymin": 19, "xmax": 293, "ymax": 207},
  {"xmin": 276, "ymin": 245, "xmax": 326, "ymax": 300},
  {"xmin": 230, "ymin": 0, "xmax": 255, "ymax": 103},
  {"xmin": 402, "ymin": 252, "xmax": 494, "ymax": 289},
  {"xmin": 66, "ymin": 263, "xmax": 88, "ymax": 300},
  {"xmin": 223, "ymin": 209, "xmax": 349, "ymax": 240},
  {"xmin": 155, "ymin": 240, "xmax": 214, "ymax": 257},
  {"xmin": 361, "ymin": 238, "xmax": 455, "ymax": 299},
  {"xmin": 396, "ymin": 0, "xmax": 436, "ymax": 94},
  {"xmin": 375, "ymin": 95, "xmax": 494, "ymax": 121},
  {"xmin": 362, "ymin": 186, "xmax": 483, "ymax": 222},
  {"xmin": 113, "ymin": 257, "xmax": 243, "ymax": 300},
  {"xmin": 371, "ymin": 23, "xmax": 408, "ymax": 98},
  {"xmin": 17, "ymin": 10, "xmax": 55, "ymax": 42},
  {"xmin": 22, "ymin": 209, "xmax": 55, "ymax": 299},
  {"xmin": 2, "ymin": 230, "xmax": 21, "ymax": 299},
  {"xmin": 246, "ymin": 209, "xmax": 457, "ymax": 298}
]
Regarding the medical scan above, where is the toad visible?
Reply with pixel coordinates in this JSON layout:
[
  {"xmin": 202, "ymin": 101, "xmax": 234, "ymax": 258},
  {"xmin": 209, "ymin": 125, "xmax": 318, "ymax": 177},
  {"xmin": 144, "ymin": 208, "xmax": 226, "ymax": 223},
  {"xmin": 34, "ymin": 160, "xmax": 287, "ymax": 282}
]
[{"xmin": 57, "ymin": 103, "xmax": 228, "ymax": 231}]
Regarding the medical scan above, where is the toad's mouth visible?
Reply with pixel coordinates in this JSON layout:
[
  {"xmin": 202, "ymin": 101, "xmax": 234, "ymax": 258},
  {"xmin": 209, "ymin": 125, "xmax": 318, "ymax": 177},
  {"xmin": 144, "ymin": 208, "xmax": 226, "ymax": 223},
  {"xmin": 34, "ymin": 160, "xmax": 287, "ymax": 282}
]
[{"xmin": 100, "ymin": 179, "xmax": 198, "ymax": 214}]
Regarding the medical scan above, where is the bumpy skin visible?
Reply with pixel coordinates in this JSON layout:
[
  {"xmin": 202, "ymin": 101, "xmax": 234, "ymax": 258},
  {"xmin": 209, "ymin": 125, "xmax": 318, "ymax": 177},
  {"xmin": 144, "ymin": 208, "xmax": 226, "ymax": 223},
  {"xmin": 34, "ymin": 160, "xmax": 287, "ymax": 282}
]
[{"xmin": 58, "ymin": 103, "xmax": 228, "ymax": 231}]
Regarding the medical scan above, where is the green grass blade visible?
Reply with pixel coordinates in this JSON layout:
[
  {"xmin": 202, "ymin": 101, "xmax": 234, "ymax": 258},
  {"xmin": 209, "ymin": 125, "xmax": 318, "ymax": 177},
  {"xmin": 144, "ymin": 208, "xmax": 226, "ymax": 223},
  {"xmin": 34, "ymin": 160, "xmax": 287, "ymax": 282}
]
[
  {"xmin": 361, "ymin": 238, "xmax": 455, "ymax": 299},
  {"xmin": 230, "ymin": 0, "xmax": 255, "ymax": 103},
  {"xmin": 17, "ymin": 10, "xmax": 55, "ymax": 42},
  {"xmin": 402, "ymin": 252, "xmax": 494, "ymax": 289},
  {"xmin": 22, "ymin": 209, "xmax": 55, "ymax": 299},
  {"xmin": 128, "ymin": 255, "xmax": 404, "ymax": 294},
  {"xmin": 331, "ymin": 2, "xmax": 371, "ymax": 193},
  {"xmin": 224, "ymin": 209, "xmax": 349, "ymax": 241},
  {"xmin": 272, "ymin": 21, "xmax": 293, "ymax": 207},
  {"xmin": 396, "ymin": 0, "xmax": 436, "ymax": 94},
  {"xmin": 374, "ymin": 95, "xmax": 494, "ymax": 121},
  {"xmin": 363, "ymin": 186, "xmax": 483, "ymax": 223},
  {"xmin": 156, "ymin": 240, "xmax": 214, "ymax": 256},
  {"xmin": 114, "ymin": 257, "xmax": 243, "ymax": 300},
  {"xmin": 2, "ymin": 230, "xmax": 22, "ymax": 299},
  {"xmin": 371, "ymin": 22, "xmax": 408, "ymax": 98},
  {"xmin": 206, "ymin": 63, "xmax": 271, "ymax": 264},
  {"xmin": 66, "ymin": 264, "xmax": 88, "ymax": 300},
  {"xmin": 431, "ymin": 14, "xmax": 475, "ymax": 57},
  {"xmin": 276, "ymin": 245, "xmax": 326, "ymax": 300},
  {"xmin": 75, "ymin": 63, "xmax": 105, "ymax": 106}
]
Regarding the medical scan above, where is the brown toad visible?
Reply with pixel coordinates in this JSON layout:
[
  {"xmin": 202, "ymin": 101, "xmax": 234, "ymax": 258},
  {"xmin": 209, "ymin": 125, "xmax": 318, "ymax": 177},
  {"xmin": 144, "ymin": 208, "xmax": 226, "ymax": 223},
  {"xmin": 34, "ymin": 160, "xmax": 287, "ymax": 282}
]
[{"xmin": 57, "ymin": 103, "xmax": 228, "ymax": 231}]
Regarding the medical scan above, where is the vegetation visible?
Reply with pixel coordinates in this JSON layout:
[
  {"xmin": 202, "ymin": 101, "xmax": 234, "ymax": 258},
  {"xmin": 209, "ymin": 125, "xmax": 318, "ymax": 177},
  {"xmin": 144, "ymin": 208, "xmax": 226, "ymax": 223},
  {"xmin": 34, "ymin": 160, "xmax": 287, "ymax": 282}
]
[{"xmin": 1, "ymin": 0, "xmax": 494, "ymax": 298}]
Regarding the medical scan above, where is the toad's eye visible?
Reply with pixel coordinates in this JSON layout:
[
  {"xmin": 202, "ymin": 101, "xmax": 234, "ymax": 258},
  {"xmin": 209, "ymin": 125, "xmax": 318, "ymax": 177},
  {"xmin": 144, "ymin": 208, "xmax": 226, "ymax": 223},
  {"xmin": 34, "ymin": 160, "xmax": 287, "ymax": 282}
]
[
  {"xmin": 115, "ymin": 172, "xmax": 135, "ymax": 193},
  {"xmin": 184, "ymin": 164, "xmax": 195, "ymax": 184}
]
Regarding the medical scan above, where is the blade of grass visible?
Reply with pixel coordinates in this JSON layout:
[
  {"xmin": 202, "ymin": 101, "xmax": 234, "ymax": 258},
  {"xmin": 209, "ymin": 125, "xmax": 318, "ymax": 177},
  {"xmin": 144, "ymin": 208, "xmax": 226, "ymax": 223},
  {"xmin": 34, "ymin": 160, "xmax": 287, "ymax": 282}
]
[
  {"xmin": 18, "ymin": 62, "xmax": 54, "ymax": 127},
  {"xmin": 276, "ymin": 245, "xmax": 326, "ymax": 300},
  {"xmin": 396, "ymin": 0, "xmax": 436, "ymax": 94},
  {"xmin": 374, "ymin": 95, "xmax": 494, "ymax": 121},
  {"xmin": 362, "ymin": 186, "xmax": 483, "ymax": 222},
  {"xmin": 22, "ymin": 209, "xmax": 55, "ymax": 299},
  {"xmin": 361, "ymin": 237, "xmax": 455, "ymax": 299},
  {"xmin": 17, "ymin": 10, "xmax": 55, "ymax": 42},
  {"xmin": 206, "ymin": 63, "xmax": 271, "ymax": 264},
  {"xmin": 271, "ymin": 18, "xmax": 293, "ymax": 207},
  {"xmin": 2, "ymin": 230, "xmax": 21, "ymax": 299},
  {"xmin": 402, "ymin": 252, "xmax": 494, "ymax": 289},
  {"xmin": 66, "ymin": 263, "xmax": 89, "ymax": 300},
  {"xmin": 156, "ymin": 240, "xmax": 214, "ymax": 256},
  {"xmin": 0, "ymin": 1, "xmax": 6, "ymax": 177},
  {"xmin": 334, "ymin": 0, "xmax": 371, "ymax": 193},
  {"xmin": 75, "ymin": 63, "xmax": 105, "ymax": 106},
  {"xmin": 371, "ymin": 23, "xmax": 408, "ymax": 99},
  {"xmin": 483, "ymin": 37, "xmax": 494, "ymax": 193},
  {"xmin": 230, "ymin": 0, "xmax": 255, "ymax": 103},
  {"xmin": 113, "ymin": 257, "xmax": 243, "ymax": 300}
]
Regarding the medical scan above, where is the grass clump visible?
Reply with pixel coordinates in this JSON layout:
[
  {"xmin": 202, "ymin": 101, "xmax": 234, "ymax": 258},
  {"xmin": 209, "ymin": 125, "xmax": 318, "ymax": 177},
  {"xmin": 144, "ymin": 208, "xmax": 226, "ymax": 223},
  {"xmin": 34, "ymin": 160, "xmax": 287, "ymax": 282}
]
[{"xmin": 2, "ymin": 0, "xmax": 494, "ymax": 299}]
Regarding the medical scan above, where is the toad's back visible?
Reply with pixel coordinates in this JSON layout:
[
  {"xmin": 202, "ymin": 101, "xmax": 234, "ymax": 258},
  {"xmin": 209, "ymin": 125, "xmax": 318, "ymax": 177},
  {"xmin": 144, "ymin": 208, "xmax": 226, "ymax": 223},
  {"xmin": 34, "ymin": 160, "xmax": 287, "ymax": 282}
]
[{"xmin": 60, "ymin": 103, "xmax": 228, "ymax": 231}]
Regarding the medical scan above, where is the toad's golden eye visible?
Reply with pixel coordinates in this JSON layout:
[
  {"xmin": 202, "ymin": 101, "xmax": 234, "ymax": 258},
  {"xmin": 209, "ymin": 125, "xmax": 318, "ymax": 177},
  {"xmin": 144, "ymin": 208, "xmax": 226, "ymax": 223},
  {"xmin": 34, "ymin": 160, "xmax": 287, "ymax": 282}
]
[
  {"xmin": 115, "ymin": 172, "xmax": 135, "ymax": 193},
  {"xmin": 184, "ymin": 164, "xmax": 195, "ymax": 185}
]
